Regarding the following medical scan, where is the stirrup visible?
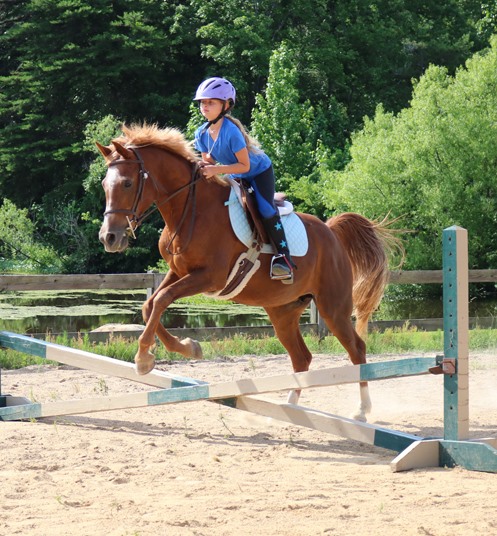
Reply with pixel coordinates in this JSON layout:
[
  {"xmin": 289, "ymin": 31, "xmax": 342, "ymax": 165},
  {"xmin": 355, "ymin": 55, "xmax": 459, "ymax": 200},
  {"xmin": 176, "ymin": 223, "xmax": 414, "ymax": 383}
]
[{"xmin": 270, "ymin": 254, "xmax": 294, "ymax": 283}]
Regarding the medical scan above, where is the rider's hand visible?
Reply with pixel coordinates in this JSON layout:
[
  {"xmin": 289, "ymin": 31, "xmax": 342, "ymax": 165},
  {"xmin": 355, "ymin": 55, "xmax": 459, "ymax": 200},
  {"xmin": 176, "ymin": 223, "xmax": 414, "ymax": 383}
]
[{"xmin": 201, "ymin": 165, "xmax": 219, "ymax": 178}]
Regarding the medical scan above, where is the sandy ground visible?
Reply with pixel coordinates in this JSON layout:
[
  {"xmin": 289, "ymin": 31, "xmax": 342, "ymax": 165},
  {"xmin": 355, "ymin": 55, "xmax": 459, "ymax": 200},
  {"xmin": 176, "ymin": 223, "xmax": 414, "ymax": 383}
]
[{"xmin": 1, "ymin": 349, "xmax": 497, "ymax": 536}]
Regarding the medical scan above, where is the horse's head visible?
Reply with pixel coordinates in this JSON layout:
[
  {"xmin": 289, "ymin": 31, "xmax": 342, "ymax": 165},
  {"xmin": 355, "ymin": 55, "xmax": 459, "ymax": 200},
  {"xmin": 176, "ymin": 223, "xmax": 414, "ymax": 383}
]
[
  {"xmin": 96, "ymin": 140, "xmax": 155, "ymax": 253},
  {"xmin": 96, "ymin": 123, "xmax": 230, "ymax": 255}
]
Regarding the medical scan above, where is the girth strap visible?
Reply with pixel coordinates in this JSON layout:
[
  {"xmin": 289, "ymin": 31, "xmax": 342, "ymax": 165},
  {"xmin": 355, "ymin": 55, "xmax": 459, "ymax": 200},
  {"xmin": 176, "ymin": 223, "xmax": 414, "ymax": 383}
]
[{"xmin": 205, "ymin": 242, "xmax": 262, "ymax": 301}]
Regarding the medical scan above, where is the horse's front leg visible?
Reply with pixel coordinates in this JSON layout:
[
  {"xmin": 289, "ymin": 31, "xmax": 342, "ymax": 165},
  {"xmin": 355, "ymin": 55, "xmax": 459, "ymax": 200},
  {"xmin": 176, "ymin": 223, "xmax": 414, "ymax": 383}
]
[
  {"xmin": 141, "ymin": 271, "xmax": 200, "ymax": 365},
  {"xmin": 135, "ymin": 272, "xmax": 207, "ymax": 375}
]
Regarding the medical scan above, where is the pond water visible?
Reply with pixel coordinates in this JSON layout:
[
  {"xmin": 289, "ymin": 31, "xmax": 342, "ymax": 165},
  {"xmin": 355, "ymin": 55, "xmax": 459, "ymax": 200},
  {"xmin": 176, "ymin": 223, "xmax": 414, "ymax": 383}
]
[
  {"xmin": 0, "ymin": 290, "xmax": 279, "ymax": 334},
  {"xmin": 0, "ymin": 289, "xmax": 496, "ymax": 335}
]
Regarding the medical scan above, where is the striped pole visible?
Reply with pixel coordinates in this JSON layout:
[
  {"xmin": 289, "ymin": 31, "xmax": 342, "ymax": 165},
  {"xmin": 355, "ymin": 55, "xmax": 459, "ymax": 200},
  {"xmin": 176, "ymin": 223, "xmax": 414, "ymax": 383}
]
[
  {"xmin": 0, "ymin": 331, "xmax": 202, "ymax": 390},
  {"xmin": 0, "ymin": 357, "xmax": 436, "ymax": 421}
]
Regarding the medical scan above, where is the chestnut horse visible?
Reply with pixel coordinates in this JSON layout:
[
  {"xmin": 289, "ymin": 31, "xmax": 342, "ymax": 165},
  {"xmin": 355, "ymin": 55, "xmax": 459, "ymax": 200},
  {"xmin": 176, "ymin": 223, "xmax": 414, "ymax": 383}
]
[{"xmin": 97, "ymin": 124, "xmax": 398, "ymax": 421}]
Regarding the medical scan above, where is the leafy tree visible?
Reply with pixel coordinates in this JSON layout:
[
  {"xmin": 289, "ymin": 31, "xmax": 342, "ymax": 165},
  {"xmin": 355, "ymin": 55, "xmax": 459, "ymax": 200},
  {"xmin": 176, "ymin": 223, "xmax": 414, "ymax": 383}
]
[
  {"xmin": 475, "ymin": 1, "xmax": 497, "ymax": 41},
  {"xmin": 0, "ymin": 0, "xmax": 492, "ymax": 274},
  {"xmin": 0, "ymin": 0, "xmax": 201, "ymax": 208},
  {"xmin": 324, "ymin": 35, "xmax": 497, "ymax": 271},
  {"xmin": 0, "ymin": 0, "xmax": 26, "ymax": 75},
  {"xmin": 250, "ymin": 42, "xmax": 348, "ymax": 216},
  {"xmin": 335, "ymin": 1, "xmax": 485, "ymax": 122},
  {"xmin": 0, "ymin": 199, "xmax": 63, "ymax": 273},
  {"xmin": 194, "ymin": 0, "xmax": 484, "ymax": 128},
  {"xmin": 251, "ymin": 44, "xmax": 316, "ymax": 184}
]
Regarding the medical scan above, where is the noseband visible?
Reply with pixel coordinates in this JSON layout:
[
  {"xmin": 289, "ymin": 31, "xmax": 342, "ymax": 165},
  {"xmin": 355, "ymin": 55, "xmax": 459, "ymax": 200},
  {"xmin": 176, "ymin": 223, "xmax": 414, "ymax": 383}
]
[{"xmin": 104, "ymin": 146, "xmax": 202, "ymax": 252}]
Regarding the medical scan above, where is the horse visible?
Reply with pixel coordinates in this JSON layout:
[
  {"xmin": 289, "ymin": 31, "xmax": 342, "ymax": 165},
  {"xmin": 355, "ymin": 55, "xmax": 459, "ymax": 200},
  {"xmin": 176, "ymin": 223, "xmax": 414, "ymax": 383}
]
[{"xmin": 97, "ymin": 123, "xmax": 399, "ymax": 422}]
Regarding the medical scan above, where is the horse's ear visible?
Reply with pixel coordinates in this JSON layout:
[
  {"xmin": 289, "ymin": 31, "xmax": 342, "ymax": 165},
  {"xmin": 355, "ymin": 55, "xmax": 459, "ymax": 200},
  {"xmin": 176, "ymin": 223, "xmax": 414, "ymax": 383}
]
[
  {"xmin": 95, "ymin": 141, "xmax": 112, "ymax": 159},
  {"xmin": 112, "ymin": 141, "xmax": 134, "ymax": 160}
]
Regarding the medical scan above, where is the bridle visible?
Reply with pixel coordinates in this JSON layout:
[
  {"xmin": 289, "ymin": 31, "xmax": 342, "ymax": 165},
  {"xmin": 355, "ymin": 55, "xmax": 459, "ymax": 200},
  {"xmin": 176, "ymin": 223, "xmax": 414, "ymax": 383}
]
[{"xmin": 103, "ymin": 146, "xmax": 203, "ymax": 254}]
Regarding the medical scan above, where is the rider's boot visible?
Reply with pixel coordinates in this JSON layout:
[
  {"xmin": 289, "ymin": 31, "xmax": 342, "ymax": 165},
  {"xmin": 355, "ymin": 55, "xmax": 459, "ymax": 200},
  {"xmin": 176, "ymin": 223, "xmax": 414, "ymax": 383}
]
[{"xmin": 262, "ymin": 214, "xmax": 297, "ymax": 282}]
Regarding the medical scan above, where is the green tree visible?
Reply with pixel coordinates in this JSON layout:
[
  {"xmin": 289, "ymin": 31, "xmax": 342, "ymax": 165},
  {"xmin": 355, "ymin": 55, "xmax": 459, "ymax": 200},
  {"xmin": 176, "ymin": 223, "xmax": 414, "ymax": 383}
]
[
  {"xmin": 195, "ymin": 0, "xmax": 484, "ymax": 127},
  {"xmin": 0, "ymin": 199, "xmax": 63, "ymax": 273},
  {"xmin": 250, "ymin": 42, "xmax": 348, "ymax": 216},
  {"xmin": 251, "ymin": 44, "xmax": 316, "ymax": 184},
  {"xmin": 476, "ymin": 1, "xmax": 497, "ymax": 41},
  {"xmin": 0, "ymin": 0, "xmax": 200, "ymax": 207},
  {"xmin": 325, "ymin": 35, "xmax": 497, "ymax": 270},
  {"xmin": 332, "ymin": 0, "xmax": 483, "ymax": 120}
]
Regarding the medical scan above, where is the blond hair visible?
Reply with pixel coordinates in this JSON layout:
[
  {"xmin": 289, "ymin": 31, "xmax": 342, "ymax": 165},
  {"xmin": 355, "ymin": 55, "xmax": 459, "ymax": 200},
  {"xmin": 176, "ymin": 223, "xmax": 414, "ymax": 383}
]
[{"xmin": 225, "ymin": 115, "xmax": 262, "ymax": 154}]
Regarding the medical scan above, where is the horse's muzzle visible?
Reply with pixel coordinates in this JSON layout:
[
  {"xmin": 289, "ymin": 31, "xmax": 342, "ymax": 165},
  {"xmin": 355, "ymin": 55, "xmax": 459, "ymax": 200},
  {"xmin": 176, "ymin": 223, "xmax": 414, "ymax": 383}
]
[{"xmin": 99, "ymin": 226, "xmax": 129, "ymax": 253}]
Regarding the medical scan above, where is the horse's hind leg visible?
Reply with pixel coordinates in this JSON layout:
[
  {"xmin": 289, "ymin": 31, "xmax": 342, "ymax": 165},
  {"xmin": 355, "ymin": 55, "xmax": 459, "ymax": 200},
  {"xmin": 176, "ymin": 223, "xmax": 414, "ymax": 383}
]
[
  {"xmin": 265, "ymin": 297, "xmax": 313, "ymax": 404},
  {"xmin": 315, "ymin": 298, "xmax": 371, "ymax": 422}
]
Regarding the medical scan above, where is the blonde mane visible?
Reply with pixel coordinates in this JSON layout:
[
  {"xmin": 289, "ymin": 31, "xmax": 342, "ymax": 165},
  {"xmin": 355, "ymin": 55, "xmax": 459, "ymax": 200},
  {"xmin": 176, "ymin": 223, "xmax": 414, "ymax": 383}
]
[
  {"xmin": 113, "ymin": 123, "xmax": 228, "ymax": 187},
  {"xmin": 115, "ymin": 123, "xmax": 198, "ymax": 162}
]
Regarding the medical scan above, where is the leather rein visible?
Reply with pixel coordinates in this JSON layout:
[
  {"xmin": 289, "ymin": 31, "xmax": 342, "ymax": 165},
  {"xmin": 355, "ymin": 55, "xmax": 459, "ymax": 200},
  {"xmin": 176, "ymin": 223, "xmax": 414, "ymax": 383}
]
[{"xmin": 104, "ymin": 146, "xmax": 203, "ymax": 255}]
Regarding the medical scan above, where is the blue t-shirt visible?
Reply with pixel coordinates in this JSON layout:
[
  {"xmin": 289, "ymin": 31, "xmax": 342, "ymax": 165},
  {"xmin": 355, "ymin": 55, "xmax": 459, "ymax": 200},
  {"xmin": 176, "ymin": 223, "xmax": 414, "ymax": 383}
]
[{"xmin": 194, "ymin": 118, "xmax": 271, "ymax": 179}]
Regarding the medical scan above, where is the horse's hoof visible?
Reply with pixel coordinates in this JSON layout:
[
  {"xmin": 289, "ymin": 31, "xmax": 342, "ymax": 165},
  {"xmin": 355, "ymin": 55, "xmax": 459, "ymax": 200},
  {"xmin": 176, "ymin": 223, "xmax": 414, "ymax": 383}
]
[
  {"xmin": 286, "ymin": 390, "xmax": 300, "ymax": 405},
  {"xmin": 183, "ymin": 337, "xmax": 203, "ymax": 359},
  {"xmin": 135, "ymin": 351, "xmax": 155, "ymax": 375},
  {"xmin": 351, "ymin": 411, "xmax": 368, "ymax": 423}
]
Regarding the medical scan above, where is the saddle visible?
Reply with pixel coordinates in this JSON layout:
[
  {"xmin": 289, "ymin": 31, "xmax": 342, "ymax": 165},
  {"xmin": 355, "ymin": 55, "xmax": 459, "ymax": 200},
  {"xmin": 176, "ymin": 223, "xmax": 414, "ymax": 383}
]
[
  {"xmin": 205, "ymin": 181, "xmax": 295, "ymax": 300},
  {"xmin": 206, "ymin": 179, "xmax": 307, "ymax": 299},
  {"xmin": 225, "ymin": 178, "xmax": 307, "ymax": 256},
  {"xmin": 237, "ymin": 180, "xmax": 288, "ymax": 246}
]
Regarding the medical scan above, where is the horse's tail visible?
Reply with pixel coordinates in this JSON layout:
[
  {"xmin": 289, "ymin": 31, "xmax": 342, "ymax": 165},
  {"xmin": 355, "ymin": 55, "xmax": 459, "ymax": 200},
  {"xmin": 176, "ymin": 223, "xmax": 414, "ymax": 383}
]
[{"xmin": 326, "ymin": 213, "xmax": 404, "ymax": 337}]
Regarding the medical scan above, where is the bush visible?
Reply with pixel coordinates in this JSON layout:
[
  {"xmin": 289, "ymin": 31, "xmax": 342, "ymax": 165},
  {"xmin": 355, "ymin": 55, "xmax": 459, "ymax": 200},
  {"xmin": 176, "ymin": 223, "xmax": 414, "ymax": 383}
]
[{"xmin": 0, "ymin": 199, "xmax": 63, "ymax": 273}]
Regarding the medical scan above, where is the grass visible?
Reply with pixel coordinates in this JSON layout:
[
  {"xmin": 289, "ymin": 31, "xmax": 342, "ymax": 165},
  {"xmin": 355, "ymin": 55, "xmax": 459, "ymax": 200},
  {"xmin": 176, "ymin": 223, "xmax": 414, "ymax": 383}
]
[{"xmin": 0, "ymin": 325, "xmax": 496, "ymax": 370}]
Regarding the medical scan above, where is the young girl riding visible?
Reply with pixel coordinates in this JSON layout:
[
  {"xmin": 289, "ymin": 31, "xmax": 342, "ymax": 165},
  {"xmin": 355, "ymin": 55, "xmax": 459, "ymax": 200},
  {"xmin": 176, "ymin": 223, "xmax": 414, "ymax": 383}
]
[{"xmin": 193, "ymin": 77, "xmax": 296, "ymax": 282}]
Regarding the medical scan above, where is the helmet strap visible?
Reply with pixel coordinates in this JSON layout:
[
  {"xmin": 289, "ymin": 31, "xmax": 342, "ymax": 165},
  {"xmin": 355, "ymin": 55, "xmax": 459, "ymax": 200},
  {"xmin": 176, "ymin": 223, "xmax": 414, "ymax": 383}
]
[{"xmin": 202, "ymin": 99, "xmax": 234, "ymax": 132}]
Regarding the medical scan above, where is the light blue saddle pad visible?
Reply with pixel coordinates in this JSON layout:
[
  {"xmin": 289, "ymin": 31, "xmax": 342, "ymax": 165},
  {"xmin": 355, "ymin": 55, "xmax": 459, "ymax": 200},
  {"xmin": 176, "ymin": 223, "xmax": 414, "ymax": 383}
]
[{"xmin": 225, "ymin": 187, "xmax": 309, "ymax": 257}]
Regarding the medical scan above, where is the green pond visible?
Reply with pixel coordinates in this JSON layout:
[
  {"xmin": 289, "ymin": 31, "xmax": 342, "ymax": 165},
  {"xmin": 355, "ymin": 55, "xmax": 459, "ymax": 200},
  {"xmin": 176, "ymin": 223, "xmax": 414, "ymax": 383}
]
[
  {"xmin": 0, "ymin": 290, "xmax": 281, "ymax": 334},
  {"xmin": 1, "ymin": 289, "xmax": 497, "ymax": 335}
]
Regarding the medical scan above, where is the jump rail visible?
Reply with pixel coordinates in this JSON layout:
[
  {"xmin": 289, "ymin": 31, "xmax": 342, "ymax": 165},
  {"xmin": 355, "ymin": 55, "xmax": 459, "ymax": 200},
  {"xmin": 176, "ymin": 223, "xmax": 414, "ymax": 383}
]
[{"xmin": 0, "ymin": 226, "xmax": 496, "ymax": 472}]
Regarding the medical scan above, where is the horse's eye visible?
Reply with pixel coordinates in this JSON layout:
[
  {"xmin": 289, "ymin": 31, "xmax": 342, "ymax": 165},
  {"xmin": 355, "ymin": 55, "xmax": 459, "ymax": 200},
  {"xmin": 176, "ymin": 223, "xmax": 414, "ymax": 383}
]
[{"xmin": 124, "ymin": 179, "xmax": 133, "ymax": 188}]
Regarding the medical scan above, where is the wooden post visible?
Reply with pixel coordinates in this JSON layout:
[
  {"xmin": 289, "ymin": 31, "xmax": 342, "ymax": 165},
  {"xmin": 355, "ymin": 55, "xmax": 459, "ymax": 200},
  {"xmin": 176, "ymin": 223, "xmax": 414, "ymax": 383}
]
[
  {"xmin": 146, "ymin": 271, "xmax": 165, "ymax": 300},
  {"xmin": 310, "ymin": 300, "xmax": 318, "ymax": 324},
  {"xmin": 310, "ymin": 300, "xmax": 329, "ymax": 339},
  {"xmin": 442, "ymin": 226, "xmax": 469, "ymax": 441}
]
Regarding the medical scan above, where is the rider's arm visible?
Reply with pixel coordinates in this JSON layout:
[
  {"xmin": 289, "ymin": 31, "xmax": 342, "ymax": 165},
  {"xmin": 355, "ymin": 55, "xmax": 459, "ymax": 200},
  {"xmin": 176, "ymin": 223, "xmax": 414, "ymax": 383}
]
[{"xmin": 202, "ymin": 148, "xmax": 250, "ymax": 178}]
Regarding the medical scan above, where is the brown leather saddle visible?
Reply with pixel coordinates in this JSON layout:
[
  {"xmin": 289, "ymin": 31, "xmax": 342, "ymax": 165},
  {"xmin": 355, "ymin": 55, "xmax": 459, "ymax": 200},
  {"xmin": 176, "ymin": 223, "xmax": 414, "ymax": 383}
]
[{"xmin": 237, "ymin": 180, "xmax": 287, "ymax": 246}]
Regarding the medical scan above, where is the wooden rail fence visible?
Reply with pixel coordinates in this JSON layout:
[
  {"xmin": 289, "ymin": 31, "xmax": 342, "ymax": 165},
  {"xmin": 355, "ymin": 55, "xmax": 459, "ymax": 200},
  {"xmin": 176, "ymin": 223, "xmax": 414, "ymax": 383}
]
[
  {"xmin": 1, "ymin": 269, "xmax": 497, "ymax": 292},
  {"xmin": 1, "ymin": 270, "xmax": 497, "ymax": 340}
]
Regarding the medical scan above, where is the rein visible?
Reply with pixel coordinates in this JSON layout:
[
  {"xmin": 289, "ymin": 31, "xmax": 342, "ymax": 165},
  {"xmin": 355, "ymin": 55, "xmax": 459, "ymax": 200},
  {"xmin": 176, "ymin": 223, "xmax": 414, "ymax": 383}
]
[{"xmin": 104, "ymin": 147, "xmax": 202, "ymax": 255}]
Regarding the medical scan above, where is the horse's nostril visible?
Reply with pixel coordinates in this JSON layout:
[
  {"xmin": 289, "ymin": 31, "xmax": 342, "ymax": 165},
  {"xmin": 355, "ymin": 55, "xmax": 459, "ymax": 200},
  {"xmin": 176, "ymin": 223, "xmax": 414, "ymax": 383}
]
[{"xmin": 102, "ymin": 233, "xmax": 115, "ymax": 246}]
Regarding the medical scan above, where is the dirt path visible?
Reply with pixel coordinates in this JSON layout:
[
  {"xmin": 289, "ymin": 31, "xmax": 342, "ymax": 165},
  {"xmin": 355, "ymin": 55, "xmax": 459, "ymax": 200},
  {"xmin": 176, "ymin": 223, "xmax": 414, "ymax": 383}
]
[{"xmin": 2, "ymin": 351, "xmax": 497, "ymax": 535}]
